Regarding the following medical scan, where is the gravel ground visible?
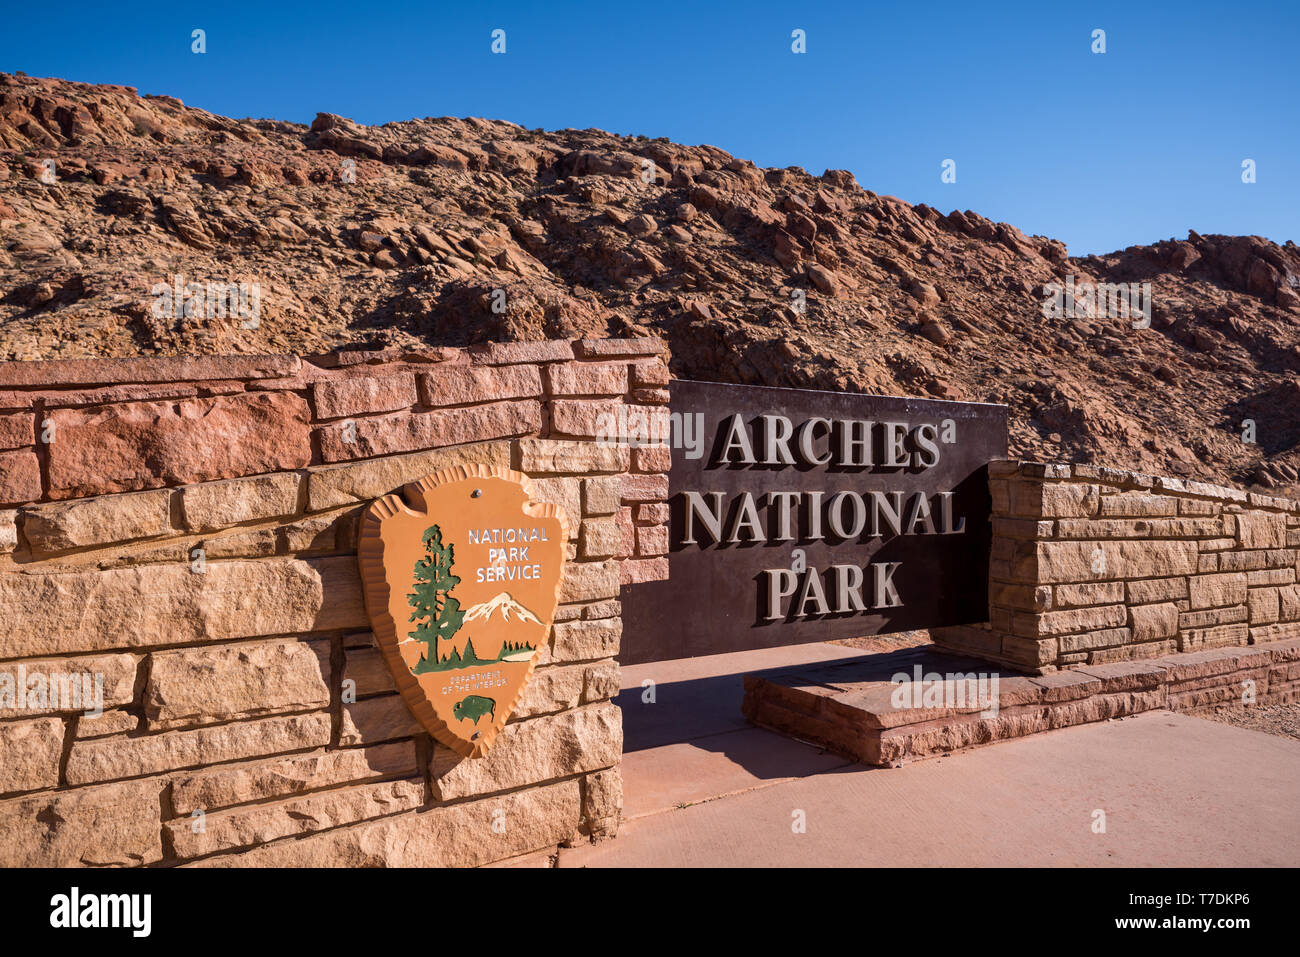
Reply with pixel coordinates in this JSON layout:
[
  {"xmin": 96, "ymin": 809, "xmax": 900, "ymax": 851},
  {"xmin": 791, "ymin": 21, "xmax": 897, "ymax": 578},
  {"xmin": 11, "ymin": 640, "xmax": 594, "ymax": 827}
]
[
  {"xmin": 829, "ymin": 629, "xmax": 933, "ymax": 652},
  {"xmin": 1191, "ymin": 702, "xmax": 1300, "ymax": 742}
]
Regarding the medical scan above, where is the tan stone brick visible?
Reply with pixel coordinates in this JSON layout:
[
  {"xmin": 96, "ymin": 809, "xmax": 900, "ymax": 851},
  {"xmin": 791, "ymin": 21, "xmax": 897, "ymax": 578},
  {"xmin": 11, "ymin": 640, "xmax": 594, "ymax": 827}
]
[
  {"xmin": 1178, "ymin": 623, "xmax": 1249, "ymax": 651},
  {"xmin": 307, "ymin": 440, "xmax": 511, "ymax": 511},
  {"xmin": 1057, "ymin": 627, "xmax": 1132, "ymax": 653},
  {"xmin": 582, "ymin": 659, "xmax": 621, "ymax": 703},
  {"xmin": 582, "ymin": 476, "xmax": 622, "ymax": 516},
  {"xmin": 144, "ymin": 638, "xmax": 330, "ymax": 730},
  {"xmin": 1179, "ymin": 605, "xmax": 1248, "ymax": 629},
  {"xmin": 430, "ymin": 704, "xmax": 621, "ymax": 800},
  {"xmin": 1189, "ymin": 572, "xmax": 1248, "ymax": 610},
  {"xmin": 1054, "ymin": 581, "xmax": 1124, "ymax": 608},
  {"xmin": 1, "ymin": 556, "xmax": 365, "ymax": 657},
  {"xmin": 516, "ymin": 438, "xmax": 627, "ymax": 475},
  {"xmin": 201, "ymin": 526, "xmax": 279, "ymax": 558},
  {"xmin": 1237, "ymin": 512, "xmax": 1287, "ymax": 549},
  {"xmin": 1097, "ymin": 493, "xmax": 1179, "ymax": 517},
  {"xmin": 1024, "ymin": 540, "xmax": 1198, "ymax": 583},
  {"xmin": 0, "ymin": 508, "xmax": 16, "ymax": 553},
  {"xmin": 189, "ymin": 778, "xmax": 580, "ymax": 868},
  {"xmin": 1282, "ymin": 585, "xmax": 1300, "ymax": 622},
  {"xmin": 1009, "ymin": 481, "xmax": 1098, "ymax": 519},
  {"xmin": 581, "ymin": 765, "xmax": 623, "ymax": 838},
  {"xmin": 0, "ymin": 716, "xmax": 64, "ymax": 794},
  {"xmin": 993, "ymin": 583, "xmax": 1051, "ymax": 612},
  {"xmin": 515, "ymin": 664, "xmax": 587, "ymax": 718},
  {"xmin": 1250, "ymin": 587, "xmax": 1281, "ymax": 625},
  {"xmin": 280, "ymin": 506, "xmax": 360, "ymax": 555},
  {"xmin": 66, "ymin": 712, "xmax": 331, "ymax": 785},
  {"xmin": 1177, "ymin": 497, "xmax": 1219, "ymax": 516},
  {"xmin": 167, "ymin": 778, "xmax": 424, "ymax": 859},
  {"xmin": 339, "ymin": 695, "xmax": 421, "ymax": 746},
  {"xmin": 170, "ymin": 742, "xmax": 418, "ymax": 814},
  {"xmin": 529, "ymin": 477, "xmax": 580, "ymax": 537},
  {"xmin": 178, "ymin": 472, "xmax": 301, "ymax": 532},
  {"xmin": 0, "ymin": 652, "xmax": 138, "ymax": 716},
  {"xmin": 1131, "ymin": 602, "xmax": 1179, "ymax": 641},
  {"xmin": 1247, "ymin": 568, "xmax": 1295, "ymax": 587},
  {"xmin": 543, "ymin": 618, "xmax": 621, "ymax": 664},
  {"xmin": 74, "ymin": 710, "xmax": 140, "ymax": 738},
  {"xmin": 21, "ymin": 488, "xmax": 173, "ymax": 552},
  {"xmin": 0, "ymin": 778, "xmax": 163, "ymax": 867},
  {"xmin": 559, "ymin": 560, "xmax": 619, "ymax": 603},
  {"xmin": 343, "ymin": 645, "xmax": 396, "ymax": 697},
  {"xmin": 1014, "ymin": 604, "xmax": 1127, "ymax": 637},
  {"xmin": 579, "ymin": 519, "xmax": 622, "ymax": 559}
]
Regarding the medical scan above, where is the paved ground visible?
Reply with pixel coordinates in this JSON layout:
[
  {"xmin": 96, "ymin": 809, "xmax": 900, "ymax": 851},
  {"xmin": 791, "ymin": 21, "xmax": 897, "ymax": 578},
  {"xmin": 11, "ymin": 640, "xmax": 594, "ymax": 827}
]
[{"xmin": 547, "ymin": 643, "xmax": 1300, "ymax": 868}]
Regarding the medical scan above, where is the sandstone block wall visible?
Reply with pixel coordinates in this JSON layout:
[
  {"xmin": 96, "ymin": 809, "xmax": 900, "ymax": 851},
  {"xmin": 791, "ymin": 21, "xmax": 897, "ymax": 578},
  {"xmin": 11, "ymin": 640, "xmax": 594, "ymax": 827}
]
[
  {"xmin": 0, "ymin": 338, "xmax": 670, "ymax": 867},
  {"xmin": 933, "ymin": 461, "xmax": 1300, "ymax": 674}
]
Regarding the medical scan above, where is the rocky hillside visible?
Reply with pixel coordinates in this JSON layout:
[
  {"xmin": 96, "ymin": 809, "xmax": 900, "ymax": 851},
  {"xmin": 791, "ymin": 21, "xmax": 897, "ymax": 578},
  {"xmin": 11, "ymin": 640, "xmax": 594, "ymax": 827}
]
[{"xmin": 1, "ymin": 72, "xmax": 1297, "ymax": 493}]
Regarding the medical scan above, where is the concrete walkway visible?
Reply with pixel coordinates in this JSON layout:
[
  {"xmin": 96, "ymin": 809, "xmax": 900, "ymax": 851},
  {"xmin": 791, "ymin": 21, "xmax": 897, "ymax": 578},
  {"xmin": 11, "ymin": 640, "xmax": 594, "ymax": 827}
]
[{"xmin": 556, "ymin": 643, "xmax": 1300, "ymax": 867}]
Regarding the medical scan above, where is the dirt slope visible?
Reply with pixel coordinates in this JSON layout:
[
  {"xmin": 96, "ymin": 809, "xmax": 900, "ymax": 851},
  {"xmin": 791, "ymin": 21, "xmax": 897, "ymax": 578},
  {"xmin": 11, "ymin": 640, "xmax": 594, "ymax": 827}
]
[{"xmin": 2, "ymin": 72, "xmax": 1297, "ymax": 492}]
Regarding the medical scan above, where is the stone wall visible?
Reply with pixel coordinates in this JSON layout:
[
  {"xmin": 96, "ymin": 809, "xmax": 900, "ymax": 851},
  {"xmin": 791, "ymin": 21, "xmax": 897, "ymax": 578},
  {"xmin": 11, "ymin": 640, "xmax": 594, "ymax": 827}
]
[
  {"xmin": 933, "ymin": 461, "xmax": 1300, "ymax": 674},
  {"xmin": 0, "ymin": 338, "xmax": 670, "ymax": 867}
]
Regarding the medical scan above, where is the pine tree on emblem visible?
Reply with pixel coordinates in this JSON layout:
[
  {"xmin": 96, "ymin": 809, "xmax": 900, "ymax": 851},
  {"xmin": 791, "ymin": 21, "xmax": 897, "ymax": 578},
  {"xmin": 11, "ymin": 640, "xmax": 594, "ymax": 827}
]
[{"xmin": 407, "ymin": 525, "xmax": 465, "ymax": 674}]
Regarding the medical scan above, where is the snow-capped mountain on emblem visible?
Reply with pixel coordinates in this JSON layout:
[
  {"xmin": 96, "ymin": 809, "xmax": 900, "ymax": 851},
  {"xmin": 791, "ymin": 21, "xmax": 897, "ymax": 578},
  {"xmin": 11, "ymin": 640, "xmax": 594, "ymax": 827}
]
[{"xmin": 463, "ymin": 591, "xmax": 543, "ymax": 625}]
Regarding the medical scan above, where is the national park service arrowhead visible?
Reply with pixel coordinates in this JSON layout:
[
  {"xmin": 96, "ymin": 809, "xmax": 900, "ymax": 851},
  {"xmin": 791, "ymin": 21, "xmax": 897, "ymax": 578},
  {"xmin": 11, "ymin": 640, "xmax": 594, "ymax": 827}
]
[{"xmin": 358, "ymin": 464, "xmax": 567, "ymax": 758}]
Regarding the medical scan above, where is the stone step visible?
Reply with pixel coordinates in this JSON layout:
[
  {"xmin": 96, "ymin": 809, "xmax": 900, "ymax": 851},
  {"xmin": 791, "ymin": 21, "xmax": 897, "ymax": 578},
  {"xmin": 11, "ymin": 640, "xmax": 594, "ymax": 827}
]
[{"xmin": 743, "ymin": 635, "xmax": 1300, "ymax": 766}]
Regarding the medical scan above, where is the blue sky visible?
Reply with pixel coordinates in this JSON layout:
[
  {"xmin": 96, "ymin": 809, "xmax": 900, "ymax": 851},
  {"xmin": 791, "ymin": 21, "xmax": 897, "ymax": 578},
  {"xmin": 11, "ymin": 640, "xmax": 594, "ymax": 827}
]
[{"xmin": 2, "ymin": 0, "xmax": 1296, "ymax": 255}]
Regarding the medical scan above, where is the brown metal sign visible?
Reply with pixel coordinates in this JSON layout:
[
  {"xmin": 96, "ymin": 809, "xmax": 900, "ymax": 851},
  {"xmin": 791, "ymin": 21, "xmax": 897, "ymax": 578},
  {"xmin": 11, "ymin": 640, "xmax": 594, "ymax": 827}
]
[{"xmin": 620, "ymin": 380, "xmax": 1007, "ymax": 664}]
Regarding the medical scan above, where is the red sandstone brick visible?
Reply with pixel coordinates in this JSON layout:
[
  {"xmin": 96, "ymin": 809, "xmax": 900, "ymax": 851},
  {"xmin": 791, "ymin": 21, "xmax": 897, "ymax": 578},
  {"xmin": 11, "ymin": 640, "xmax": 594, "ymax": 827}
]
[
  {"xmin": 544, "ymin": 362, "xmax": 628, "ymax": 397},
  {"xmin": 635, "ymin": 502, "xmax": 669, "ymax": 525},
  {"xmin": 419, "ymin": 365, "xmax": 542, "ymax": 408},
  {"xmin": 0, "ymin": 449, "xmax": 42, "ymax": 505},
  {"xmin": 466, "ymin": 341, "xmax": 573, "ymax": 365},
  {"xmin": 317, "ymin": 400, "xmax": 541, "ymax": 462},
  {"xmin": 549, "ymin": 399, "xmax": 622, "ymax": 439},
  {"xmin": 0, "ymin": 354, "xmax": 300, "ymax": 388},
  {"xmin": 620, "ymin": 473, "xmax": 669, "ymax": 503},
  {"xmin": 620, "ymin": 557, "xmax": 669, "ymax": 585},
  {"xmin": 46, "ymin": 392, "xmax": 311, "ymax": 498},
  {"xmin": 572, "ymin": 338, "xmax": 667, "ymax": 358},
  {"xmin": 0, "ymin": 412, "xmax": 34, "ymax": 450},
  {"xmin": 629, "ymin": 358, "xmax": 670, "ymax": 388},
  {"xmin": 632, "ymin": 444, "xmax": 671, "ymax": 473},
  {"xmin": 311, "ymin": 374, "xmax": 418, "ymax": 420},
  {"xmin": 635, "ymin": 524, "xmax": 669, "ymax": 557}
]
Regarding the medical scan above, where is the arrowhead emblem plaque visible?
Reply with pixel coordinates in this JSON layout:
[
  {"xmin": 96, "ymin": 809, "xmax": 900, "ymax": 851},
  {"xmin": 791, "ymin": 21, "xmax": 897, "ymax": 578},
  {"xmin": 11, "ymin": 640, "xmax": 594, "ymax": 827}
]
[{"xmin": 358, "ymin": 464, "xmax": 567, "ymax": 758}]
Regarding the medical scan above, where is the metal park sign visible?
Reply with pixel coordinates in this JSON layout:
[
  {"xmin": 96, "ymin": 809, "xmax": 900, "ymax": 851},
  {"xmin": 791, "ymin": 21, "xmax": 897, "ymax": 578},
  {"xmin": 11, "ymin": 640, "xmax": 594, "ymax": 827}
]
[{"xmin": 620, "ymin": 380, "xmax": 1008, "ymax": 664}]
